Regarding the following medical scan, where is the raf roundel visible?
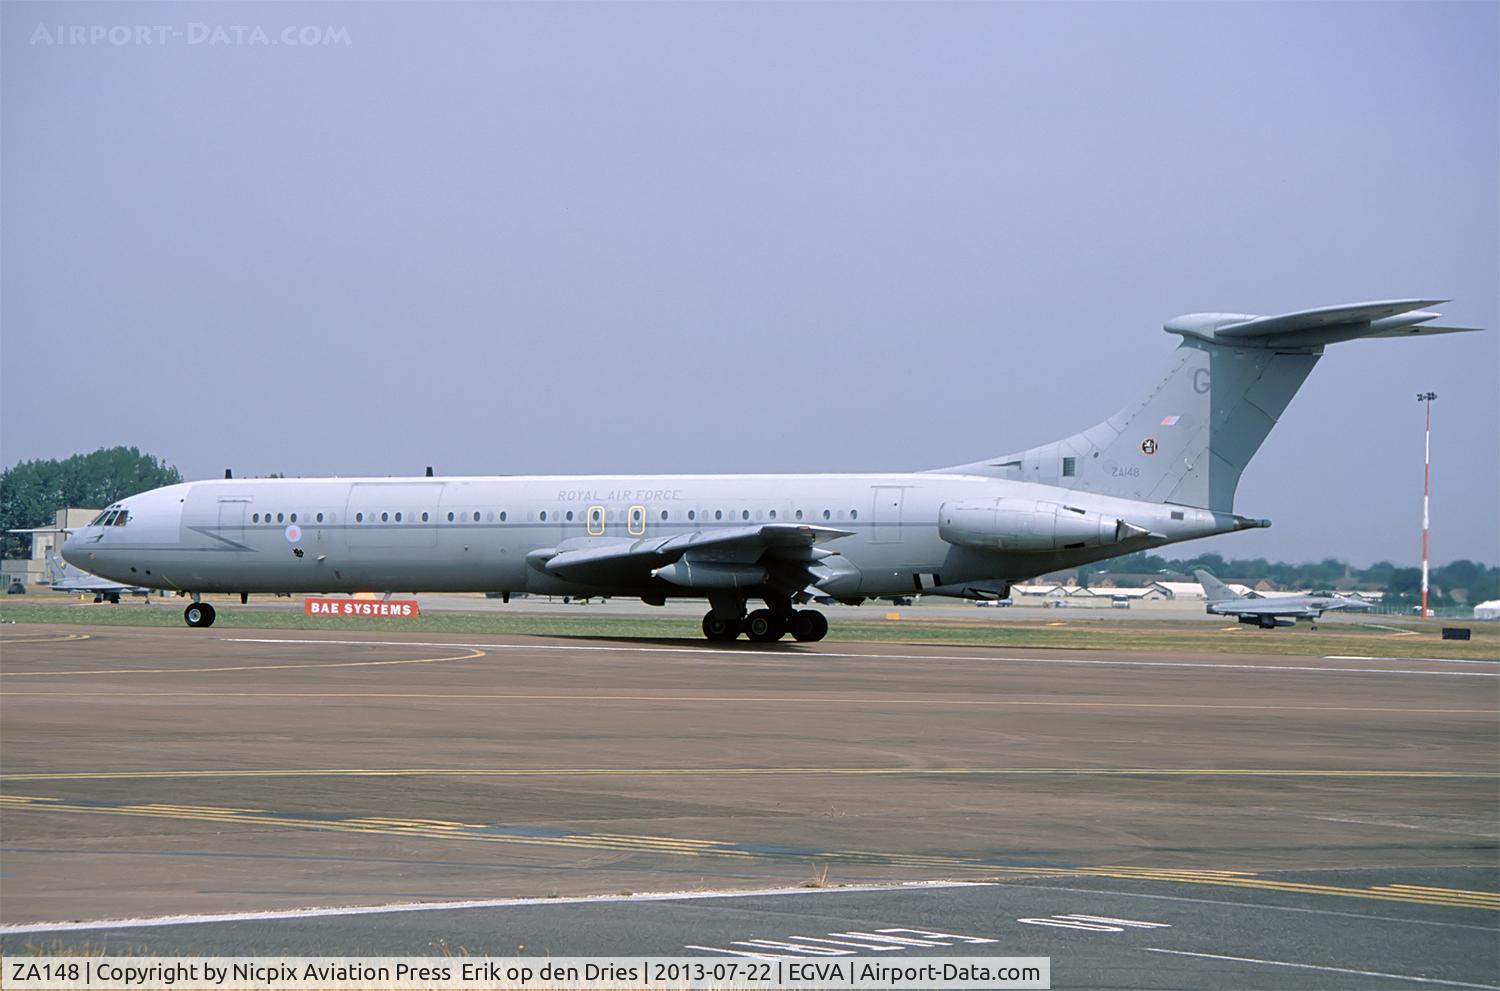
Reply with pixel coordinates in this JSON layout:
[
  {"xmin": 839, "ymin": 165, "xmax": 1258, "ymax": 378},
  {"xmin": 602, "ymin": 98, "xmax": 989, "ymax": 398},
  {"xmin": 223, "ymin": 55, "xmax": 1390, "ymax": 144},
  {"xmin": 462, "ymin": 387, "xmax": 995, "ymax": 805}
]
[
  {"xmin": 284, "ymin": 524, "xmax": 302, "ymax": 543},
  {"xmin": 1140, "ymin": 438, "xmax": 1158, "ymax": 456}
]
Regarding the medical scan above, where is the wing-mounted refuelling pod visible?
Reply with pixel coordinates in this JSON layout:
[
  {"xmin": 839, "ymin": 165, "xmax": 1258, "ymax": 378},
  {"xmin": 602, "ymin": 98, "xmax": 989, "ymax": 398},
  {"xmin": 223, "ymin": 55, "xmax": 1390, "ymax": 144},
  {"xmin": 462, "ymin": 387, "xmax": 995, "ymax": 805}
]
[{"xmin": 938, "ymin": 499, "xmax": 1158, "ymax": 552}]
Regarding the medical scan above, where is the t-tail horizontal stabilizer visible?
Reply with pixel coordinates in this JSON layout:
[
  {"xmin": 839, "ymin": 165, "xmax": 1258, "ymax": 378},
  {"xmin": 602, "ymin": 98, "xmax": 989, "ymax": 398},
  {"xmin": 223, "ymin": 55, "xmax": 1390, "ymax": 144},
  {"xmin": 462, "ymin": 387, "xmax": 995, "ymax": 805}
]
[
  {"xmin": 940, "ymin": 299, "xmax": 1474, "ymax": 514},
  {"xmin": 1165, "ymin": 299, "xmax": 1480, "ymax": 348}
]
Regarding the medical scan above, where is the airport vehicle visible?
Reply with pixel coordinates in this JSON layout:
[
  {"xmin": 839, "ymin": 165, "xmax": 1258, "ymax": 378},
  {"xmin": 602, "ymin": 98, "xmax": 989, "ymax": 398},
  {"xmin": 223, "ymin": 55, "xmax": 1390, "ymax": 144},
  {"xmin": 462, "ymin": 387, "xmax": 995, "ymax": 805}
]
[
  {"xmin": 62, "ymin": 299, "xmax": 1471, "ymax": 640},
  {"xmin": 1195, "ymin": 569, "xmax": 1371, "ymax": 629},
  {"xmin": 44, "ymin": 551, "xmax": 153, "ymax": 603}
]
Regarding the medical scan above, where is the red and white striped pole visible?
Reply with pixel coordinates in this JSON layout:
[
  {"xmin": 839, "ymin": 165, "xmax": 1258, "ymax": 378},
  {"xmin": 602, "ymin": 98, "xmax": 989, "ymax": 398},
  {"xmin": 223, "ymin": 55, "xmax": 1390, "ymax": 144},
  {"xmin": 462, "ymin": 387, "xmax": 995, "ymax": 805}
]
[{"xmin": 1418, "ymin": 391, "xmax": 1437, "ymax": 618}]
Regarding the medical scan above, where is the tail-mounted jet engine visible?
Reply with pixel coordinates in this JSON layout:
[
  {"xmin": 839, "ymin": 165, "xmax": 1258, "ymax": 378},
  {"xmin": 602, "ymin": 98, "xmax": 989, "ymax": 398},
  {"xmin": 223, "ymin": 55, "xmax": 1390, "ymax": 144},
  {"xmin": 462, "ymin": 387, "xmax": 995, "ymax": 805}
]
[{"xmin": 938, "ymin": 499, "xmax": 1153, "ymax": 552}]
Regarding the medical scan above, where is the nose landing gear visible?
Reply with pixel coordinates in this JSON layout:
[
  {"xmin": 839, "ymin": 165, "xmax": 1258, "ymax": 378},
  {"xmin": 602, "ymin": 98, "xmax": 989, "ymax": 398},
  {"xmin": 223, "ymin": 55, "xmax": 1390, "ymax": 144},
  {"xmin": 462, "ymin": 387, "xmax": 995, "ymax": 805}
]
[{"xmin": 184, "ymin": 602, "xmax": 216, "ymax": 628}]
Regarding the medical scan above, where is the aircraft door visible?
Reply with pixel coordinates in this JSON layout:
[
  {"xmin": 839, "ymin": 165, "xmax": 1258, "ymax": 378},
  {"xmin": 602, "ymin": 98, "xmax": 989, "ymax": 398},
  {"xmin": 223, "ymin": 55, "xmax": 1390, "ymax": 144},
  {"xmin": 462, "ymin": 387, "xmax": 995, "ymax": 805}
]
[
  {"xmin": 870, "ymin": 486, "xmax": 904, "ymax": 543},
  {"xmin": 217, "ymin": 497, "xmax": 250, "ymax": 545}
]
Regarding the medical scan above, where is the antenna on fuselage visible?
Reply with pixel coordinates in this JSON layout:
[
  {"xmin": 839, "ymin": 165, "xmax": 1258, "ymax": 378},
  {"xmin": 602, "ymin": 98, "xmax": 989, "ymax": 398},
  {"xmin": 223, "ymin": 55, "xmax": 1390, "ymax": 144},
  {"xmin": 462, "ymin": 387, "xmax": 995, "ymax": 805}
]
[
  {"xmin": 425, "ymin": 466, "xmax": 434, "ymax": 477},
  {"xmin": 224, "ymin": 469, "xmax": 233, "ymax": 479}
]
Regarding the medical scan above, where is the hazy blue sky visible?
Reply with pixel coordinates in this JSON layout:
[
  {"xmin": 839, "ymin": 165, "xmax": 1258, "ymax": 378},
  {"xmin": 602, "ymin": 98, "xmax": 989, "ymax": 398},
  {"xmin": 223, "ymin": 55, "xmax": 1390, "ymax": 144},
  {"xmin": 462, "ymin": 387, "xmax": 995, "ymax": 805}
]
[{"xmin": 3, "ymin": 1, "xmax": 1496, "ymax": 566}]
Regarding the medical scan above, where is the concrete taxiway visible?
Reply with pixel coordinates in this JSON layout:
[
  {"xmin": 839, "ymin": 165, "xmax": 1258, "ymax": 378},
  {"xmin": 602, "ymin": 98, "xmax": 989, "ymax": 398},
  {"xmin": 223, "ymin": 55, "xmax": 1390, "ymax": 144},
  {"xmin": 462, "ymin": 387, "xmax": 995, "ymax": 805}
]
[{"xmin": 1, "ymin": 624, "xmax": 1495, "ymax": 987}]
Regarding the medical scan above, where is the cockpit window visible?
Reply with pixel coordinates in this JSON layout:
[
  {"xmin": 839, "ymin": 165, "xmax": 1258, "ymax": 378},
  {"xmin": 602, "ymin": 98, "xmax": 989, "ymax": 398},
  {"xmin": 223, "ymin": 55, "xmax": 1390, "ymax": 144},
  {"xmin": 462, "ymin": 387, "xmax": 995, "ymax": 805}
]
[
  {"xmin": 112, "ymin": 511, "xmax": 129, "ymax": 527},
  {"xmin": 90, "ymin": 510, "xmax": 111, "ymax": 526}
]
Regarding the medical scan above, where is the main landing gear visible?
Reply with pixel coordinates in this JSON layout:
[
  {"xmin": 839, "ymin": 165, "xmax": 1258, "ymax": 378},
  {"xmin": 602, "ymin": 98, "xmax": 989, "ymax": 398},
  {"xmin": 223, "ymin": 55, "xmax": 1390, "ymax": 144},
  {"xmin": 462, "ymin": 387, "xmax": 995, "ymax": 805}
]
[
  {"xmin": 700, "ymin": 597, "xmax": 828, "ymax": 643},
  {"xmin": 184, "ymin": 601, "xmax": 216, "ymax": 628}
]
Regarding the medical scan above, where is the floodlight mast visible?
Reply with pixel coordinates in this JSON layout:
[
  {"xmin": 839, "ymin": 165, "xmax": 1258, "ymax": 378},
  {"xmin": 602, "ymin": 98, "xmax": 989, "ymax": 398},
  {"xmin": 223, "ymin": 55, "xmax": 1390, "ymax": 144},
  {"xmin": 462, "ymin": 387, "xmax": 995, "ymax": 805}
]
[{"xmin": 1417, "ymin": 391, "xmax": 1438, "ymax": 618}]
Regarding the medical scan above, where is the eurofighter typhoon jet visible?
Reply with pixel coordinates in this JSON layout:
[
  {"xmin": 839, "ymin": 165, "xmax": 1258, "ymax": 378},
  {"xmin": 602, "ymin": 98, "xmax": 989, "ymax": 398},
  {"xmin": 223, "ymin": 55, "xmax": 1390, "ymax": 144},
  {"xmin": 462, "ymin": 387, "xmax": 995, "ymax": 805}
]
[
  {"xmin": 1195, "ymin": 569, "xmax": 1372, "ymax": 629},
  {"xmin": 64, "ymin": 300, "xmax": 1472, "ymax": 640}
]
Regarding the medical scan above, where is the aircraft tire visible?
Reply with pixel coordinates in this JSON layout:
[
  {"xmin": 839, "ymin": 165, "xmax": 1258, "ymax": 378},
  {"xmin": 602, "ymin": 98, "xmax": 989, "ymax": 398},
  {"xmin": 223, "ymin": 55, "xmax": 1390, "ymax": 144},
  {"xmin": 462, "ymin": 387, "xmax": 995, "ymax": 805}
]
[
  {"xmin": 744, "ymin": 609, "xmax": 786, "ymax": 643},
  {"xmin": 789, "ymin": 610, "xmax": 828, "ymax": 643},
  {"xmin": 701, "ymin": 611, "xmax": 741, "ymax": 642},
  {"xmin": 184, "ymin": 602, "xmax": 217, "ymax": 628}
]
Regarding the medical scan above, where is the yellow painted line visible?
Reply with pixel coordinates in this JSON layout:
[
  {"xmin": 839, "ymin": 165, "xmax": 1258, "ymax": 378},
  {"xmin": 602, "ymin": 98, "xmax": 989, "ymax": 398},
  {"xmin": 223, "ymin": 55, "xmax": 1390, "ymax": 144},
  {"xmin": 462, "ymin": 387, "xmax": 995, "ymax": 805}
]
[
  {"xmin": 0, "ymin": 646, "xmax": 486, "ymax": 677},
  {"xmin": 1369, "ymin": 887, "xmax": 1500, "ymax": 906},
  {"xmin": 1372, "ymin": 890, "xmax": 1497, "ymax": 900},
  {"xmin": 0, "ymin": 632, "xmax": 92, "ymax": 645},
  {"xmin": 2, "ymin": 690, "xmax": 1490, "ymax": 715},
  {"xmin": 1069, "ymin": 869, "xmax": 1496, "ymax": 908},
  {"xmin": 4, "ymin": 794, "xmax": 1494, "ymax": 909},
  {"xmin": 1378, "ymin": 883, "xmax": 1500, "ymax": 896},
  {"xmin": 2, "ymin": 766, "xmax": 1488, "ymax": 783}
]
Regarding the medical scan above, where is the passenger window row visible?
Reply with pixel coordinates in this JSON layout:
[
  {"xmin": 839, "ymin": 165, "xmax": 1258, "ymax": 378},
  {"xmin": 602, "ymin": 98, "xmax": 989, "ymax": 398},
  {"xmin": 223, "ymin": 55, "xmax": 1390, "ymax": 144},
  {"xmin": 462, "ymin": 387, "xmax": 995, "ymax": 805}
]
[{"xmin": 245, "ymin": 507, "xmax": 863, "ymax": 526}]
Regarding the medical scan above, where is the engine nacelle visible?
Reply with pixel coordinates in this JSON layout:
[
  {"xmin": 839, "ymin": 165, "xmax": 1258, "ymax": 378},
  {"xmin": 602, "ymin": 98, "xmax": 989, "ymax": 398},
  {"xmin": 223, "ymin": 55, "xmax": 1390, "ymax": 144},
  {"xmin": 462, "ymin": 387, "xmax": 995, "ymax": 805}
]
[{"xmin": 939, "ymin": 499, "xmax": 1143, "ymax": 552}]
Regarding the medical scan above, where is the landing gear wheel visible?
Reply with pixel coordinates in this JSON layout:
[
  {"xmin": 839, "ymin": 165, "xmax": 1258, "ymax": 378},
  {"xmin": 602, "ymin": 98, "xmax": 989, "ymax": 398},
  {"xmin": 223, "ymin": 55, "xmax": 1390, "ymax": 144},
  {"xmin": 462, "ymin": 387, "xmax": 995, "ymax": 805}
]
[
  {"xmin": 744, "ymin": 609, "xmax": 787, "ymax": 643},
  {"xmin": 184, "ymin": 602, "xmax": 216, "ymax": 628},
  {"xmin": 789, "ymin": 609, "xmax": 829, "ymax": 642},
  {"xmin": 702, "ymin": 611, "xmax": 741, "ymax": 642}
]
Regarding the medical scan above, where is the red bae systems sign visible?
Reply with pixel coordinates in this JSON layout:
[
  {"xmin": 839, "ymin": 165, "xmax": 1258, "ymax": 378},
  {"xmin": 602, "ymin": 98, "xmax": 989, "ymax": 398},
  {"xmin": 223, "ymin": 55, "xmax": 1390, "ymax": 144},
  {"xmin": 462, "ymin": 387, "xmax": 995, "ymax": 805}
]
[{"xmin": 304, "ymin": 597, "xmax": 420, "ymax": 618}]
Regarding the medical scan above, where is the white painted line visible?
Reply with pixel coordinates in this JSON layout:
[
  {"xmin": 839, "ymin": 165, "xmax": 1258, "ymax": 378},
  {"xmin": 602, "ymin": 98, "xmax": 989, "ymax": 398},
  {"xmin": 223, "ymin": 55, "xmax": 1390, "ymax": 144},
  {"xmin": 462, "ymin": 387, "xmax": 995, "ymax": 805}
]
[
  {"xmin": 0, "ymin": 880, "xmax": 992, "ymax": 935},
  {"xmin": 1061, "ymin": 913, "xmax": 1170, "ymax": 928},
  {"xmin": 735, "ymin": 939, "xmax": 850, "ymax": 956},
  {"xmin": 1325, "ymin": 655, "xmax": 1498, "ymax": 665},
  {"xmin": 828, "ymin": 931, "xmax": 951, "ymax": 947},
  {"xmin": 681, "ymin": 945, "xmax": 791, "ymax": 960},
  {"xmin": 1142, "ymin": 947, "xmax": 1500, "ymax": 989},
  {"xmin": 786, "ymin": 937, "xmax": 905, "ymax": 952},
  {"xmin": 219, "ymin": 638, "xmax": 1499, "ymax": 677},
  {"xmin": 1018, "ymin": 917, "xmax": 1123, "ymax": 932},
  {"xmin": 998, "ymin": 882, "xmax": 1498, "ymax": 931},
  {"xmin": 879, "ymin": 928, "xmax": 998, "ymax": 944}
]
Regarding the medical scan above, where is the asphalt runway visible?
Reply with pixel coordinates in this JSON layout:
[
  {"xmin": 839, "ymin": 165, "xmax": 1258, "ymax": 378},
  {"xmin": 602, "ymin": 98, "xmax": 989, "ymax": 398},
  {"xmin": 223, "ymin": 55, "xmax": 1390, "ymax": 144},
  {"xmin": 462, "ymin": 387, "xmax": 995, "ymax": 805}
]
[{"xmin": 1, "ymin": 625, "xmax": 1496, "ymax": 988}]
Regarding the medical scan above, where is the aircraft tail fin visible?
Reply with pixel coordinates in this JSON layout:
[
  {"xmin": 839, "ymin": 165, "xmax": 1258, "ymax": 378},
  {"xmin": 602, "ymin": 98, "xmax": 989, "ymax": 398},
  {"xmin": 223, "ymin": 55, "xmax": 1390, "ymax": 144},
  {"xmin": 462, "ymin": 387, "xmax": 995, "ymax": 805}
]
[
  {"xmin": 939, "ymin": 300, "xmax": 1472, "ymax": 512},
  {"xmin": 1194, "ymin": 569, "xmax": 1237, "ymax": 604},
  {"xmin": 45, "ymin": 551, "xmax": 73, "ymax": 583}
]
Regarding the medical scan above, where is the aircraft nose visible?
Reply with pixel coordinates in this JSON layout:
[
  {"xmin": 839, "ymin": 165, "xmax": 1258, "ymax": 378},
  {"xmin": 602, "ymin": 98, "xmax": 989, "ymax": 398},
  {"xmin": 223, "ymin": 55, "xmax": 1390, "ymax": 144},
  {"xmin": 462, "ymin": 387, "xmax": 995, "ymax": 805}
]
[{"xmin": 60, "ymin": 531, "xmax": 92, "ymax": 568}]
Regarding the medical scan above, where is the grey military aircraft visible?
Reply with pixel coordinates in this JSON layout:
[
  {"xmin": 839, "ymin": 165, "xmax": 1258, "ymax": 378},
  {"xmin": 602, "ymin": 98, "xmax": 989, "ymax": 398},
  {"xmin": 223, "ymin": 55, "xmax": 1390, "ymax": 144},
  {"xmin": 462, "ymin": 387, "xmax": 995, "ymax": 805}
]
[
  {"xmin": 62, "ymin": 299, "xmax": 1472, "ymax": 640},
  {"xmin": 1195, "ymin": 569, "xmax": 1372, "ymax": 629},
  {"xmin": 43, "ymin": 551, "xmax": 155, "ymax": 603}
]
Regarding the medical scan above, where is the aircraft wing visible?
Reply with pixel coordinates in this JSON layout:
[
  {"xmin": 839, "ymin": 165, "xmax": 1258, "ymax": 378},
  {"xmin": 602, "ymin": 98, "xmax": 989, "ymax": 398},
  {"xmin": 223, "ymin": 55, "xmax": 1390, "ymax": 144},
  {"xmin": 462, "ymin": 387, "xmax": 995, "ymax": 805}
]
[{"xmin": 531, "ymin": 523, "xmax": 855, "ymax": 594}]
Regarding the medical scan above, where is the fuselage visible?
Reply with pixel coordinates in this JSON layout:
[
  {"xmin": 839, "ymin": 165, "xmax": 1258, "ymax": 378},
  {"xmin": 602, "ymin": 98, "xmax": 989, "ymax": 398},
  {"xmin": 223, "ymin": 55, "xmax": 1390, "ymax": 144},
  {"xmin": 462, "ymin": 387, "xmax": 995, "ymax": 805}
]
[
  {"xmin": 1208, "ymin": 595, "xmax": 1371, "ymax": 621},
  {"xmin": 63, "ymin": 472, "xmax": 1247, "ymax": 600}
]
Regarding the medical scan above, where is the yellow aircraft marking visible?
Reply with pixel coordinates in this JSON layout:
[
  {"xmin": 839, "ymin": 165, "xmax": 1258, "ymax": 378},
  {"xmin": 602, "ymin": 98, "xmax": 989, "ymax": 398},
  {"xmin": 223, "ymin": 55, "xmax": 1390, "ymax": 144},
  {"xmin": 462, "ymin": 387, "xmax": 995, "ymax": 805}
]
[
  {"xmin": 0, "ymin": 632, "xmax": 91, "ymax": 645},
  {"xmin": 1, "ymin": 767, "xmax": 1489, "ymax": 783},
  {"xmin": 1, "ymin": 794, "xmax": 1493, "ymax": 909},
  {"xmin": 0, "ymin": 691, "xmax": 1490, "ymax": 716},
  {"xmin": 0, "ymin": 646, "xmax": 486, "ymax": 677}
]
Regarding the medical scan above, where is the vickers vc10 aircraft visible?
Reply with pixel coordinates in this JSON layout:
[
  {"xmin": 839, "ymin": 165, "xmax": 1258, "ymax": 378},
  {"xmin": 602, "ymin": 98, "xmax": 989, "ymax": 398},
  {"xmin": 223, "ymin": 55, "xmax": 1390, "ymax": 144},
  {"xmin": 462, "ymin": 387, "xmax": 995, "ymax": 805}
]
[
  {"xmin": 1195, "ymin": 569, "xmax": 1372, "ymax": 629},
  {"xmin": 63, "ymin": 299, "xmax": 1471, "ymax": 641}
]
